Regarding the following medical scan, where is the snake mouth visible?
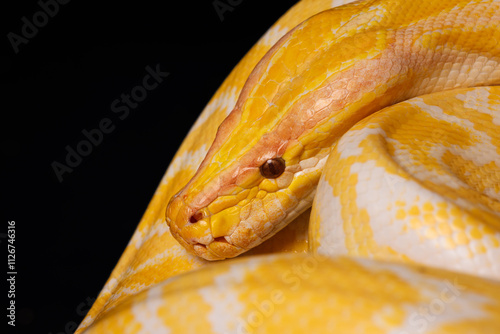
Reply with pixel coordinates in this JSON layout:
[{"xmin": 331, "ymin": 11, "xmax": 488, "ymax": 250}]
[
  {"xmin": 192, "ymin": 237, "xmax": 226, "ymax": 250},
  {"xmin": 189, "ymin": 237, "xmax": 244, "ymax": 261}
]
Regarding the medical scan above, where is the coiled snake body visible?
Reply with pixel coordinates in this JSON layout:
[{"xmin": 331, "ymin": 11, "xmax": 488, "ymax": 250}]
[{"xmin": 77, "ymin": 0, "xmax": 500, "ymax": 333}]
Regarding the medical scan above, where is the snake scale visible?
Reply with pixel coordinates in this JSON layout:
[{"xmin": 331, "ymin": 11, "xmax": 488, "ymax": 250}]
[{"xmin": 76, "ymin": 0, "xmax": 500, "ymax": 333}]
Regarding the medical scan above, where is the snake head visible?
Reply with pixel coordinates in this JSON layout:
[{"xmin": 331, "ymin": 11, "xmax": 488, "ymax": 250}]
[{"xmin": 164, "ymin": 107, "xmax": 324, "ymax": 260}]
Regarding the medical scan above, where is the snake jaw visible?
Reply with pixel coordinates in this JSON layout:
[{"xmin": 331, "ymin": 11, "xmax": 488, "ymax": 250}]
[
  {"xmin": 165, "ymin": 149, "xmax": 326, "ymax": 260},
  {"xmin": 165, "ymin": 186, "xmax": 280, "ymax": 260}
]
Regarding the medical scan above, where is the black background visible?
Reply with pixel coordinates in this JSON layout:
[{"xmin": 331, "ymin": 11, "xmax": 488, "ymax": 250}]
[{"xmin": 2, "ymin": 1, "xmax": 298, "ymax": 333}]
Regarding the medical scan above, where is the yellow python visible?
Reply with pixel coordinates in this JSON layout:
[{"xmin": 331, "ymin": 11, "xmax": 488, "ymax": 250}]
[{"xmin": 76, "ymin": 0, "xmax": 500, "ymax": 333}]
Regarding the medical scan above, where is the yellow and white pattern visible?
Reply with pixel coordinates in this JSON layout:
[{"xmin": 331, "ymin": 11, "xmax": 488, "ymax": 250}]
[
  {"xmin": 80, "ymin": 254, "xmax": 500, "ymax": 333},
  {"xmin": 310, "ymin": 87, "xmax": 500, "ymax": 280},
  {"xmin": 76, "ymin": 0, "xmax": 500, "ymax": 333}
]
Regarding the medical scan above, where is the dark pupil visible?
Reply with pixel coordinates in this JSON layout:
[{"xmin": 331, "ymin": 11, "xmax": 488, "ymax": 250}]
[{"xmin": 260, "ymin": 158, "xmax": 285, "ymax": 179}]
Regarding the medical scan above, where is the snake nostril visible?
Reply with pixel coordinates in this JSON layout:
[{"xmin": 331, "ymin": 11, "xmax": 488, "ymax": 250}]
[{"xmin": 189, "ymin": 211, "xmax": 204, "ymax": 224}]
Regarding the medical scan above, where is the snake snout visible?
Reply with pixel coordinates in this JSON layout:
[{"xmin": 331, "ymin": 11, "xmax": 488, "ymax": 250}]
[
  {"xmin": 165, "ymin": 192, "xmax": 245, "ymax": 261},
  {"xmin": 165, "ymin": 193, "xmax": 210, "ymax": 241}
]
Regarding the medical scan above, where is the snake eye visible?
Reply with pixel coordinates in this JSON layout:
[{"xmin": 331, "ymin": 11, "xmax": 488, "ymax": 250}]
[{"xmin": 260, "ymin": 157, "xmax": 286, "ymax": 179}]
